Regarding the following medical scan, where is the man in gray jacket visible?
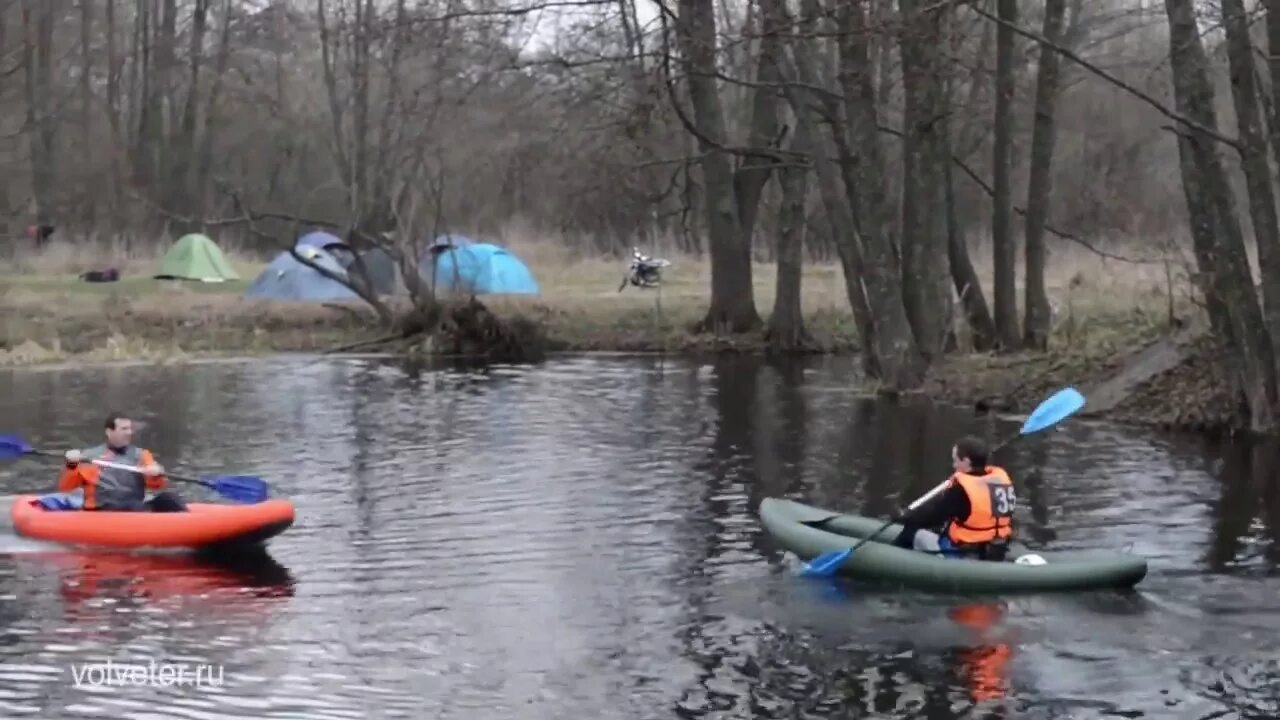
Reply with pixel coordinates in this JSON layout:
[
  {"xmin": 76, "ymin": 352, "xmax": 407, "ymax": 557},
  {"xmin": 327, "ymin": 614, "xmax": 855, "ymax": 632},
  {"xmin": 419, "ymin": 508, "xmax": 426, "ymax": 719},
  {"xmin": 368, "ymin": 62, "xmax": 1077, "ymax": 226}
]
[{"xmin": 58, "ymin": 413, "xmax": 187, "ymax": 512}]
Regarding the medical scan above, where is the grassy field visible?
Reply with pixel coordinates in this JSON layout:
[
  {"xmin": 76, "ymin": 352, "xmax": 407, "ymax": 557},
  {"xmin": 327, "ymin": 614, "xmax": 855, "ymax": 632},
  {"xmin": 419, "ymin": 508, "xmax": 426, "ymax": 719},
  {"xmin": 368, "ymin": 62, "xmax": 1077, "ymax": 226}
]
[{"xmin": 0, "ymin": 231, "xmax": 1200, "ymax": 392}]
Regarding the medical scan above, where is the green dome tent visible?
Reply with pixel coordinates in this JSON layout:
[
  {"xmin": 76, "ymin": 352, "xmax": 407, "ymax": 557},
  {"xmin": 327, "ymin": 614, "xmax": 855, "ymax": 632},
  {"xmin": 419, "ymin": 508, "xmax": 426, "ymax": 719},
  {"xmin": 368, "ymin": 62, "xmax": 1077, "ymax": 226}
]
[{"xmin": 155, "ymin": 233, "xmax": 241, "ymax": 282}]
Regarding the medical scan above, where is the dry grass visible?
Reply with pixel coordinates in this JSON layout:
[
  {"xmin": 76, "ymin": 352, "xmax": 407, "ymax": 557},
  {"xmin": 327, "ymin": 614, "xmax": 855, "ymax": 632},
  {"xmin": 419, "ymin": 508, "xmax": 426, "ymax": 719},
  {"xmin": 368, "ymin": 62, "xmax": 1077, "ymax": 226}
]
[
  {"xmin": 913, "ymin": 234, "xmax": 1204, "ymax": 415},
  {"xmin": 494, "ymin": 226, "xmax": 1199, "ymax": 355},
  {"xmin": 0, "ymin": 261, "xmax": 369, "ymax": 366},
  {"xmin": 484, "ymin": 228, "xmax": 858, "ymax": 351},
  {"xmin": 0, "ymin": 236, "xmax": 265, "ymax": 280},
  {"xmin": 0, "ymin": 227, "xmax": 1202, "ymax": 376}
]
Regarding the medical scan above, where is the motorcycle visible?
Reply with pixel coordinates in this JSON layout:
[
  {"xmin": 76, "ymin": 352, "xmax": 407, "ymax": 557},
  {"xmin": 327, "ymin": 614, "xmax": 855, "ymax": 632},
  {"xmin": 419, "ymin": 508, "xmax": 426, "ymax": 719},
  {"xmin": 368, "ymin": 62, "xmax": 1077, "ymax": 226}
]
[{"xmin": 618, "ymin": 247, "xmax": 671, "ymax": 291}]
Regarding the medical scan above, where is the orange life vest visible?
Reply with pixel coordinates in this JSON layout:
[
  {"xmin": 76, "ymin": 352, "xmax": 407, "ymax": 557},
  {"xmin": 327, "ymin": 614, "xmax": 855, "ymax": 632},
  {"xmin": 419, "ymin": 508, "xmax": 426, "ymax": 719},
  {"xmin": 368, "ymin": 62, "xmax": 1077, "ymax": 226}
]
[{"xmin": 946, "ymin": 466, "xmax": 1014, "ymax": 545}]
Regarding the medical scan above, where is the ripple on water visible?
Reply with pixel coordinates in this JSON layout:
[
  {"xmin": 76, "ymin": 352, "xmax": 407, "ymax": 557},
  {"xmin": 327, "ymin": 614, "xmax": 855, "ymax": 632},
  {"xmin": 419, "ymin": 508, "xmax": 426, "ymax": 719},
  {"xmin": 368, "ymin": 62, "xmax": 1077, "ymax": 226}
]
[{"xmin": 0, "ymin": 356, "xmax": 1276, "ymax": 719}]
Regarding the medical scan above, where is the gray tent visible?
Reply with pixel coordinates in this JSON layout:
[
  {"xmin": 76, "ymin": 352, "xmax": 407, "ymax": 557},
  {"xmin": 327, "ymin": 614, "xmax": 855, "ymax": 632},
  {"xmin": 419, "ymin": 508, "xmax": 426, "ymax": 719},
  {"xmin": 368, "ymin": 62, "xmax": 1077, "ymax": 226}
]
[{"xmin": 295, "ymin": 230, "xmax": 399, "ymax": 295}]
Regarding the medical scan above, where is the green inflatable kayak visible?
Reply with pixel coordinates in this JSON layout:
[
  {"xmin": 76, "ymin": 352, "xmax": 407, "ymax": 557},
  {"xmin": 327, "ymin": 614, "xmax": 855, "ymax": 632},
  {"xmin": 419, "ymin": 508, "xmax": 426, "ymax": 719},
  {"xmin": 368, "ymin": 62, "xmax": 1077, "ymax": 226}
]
[{"xmin": 759, "ymin": 497, "xmax": 1148, "ymax": 593}]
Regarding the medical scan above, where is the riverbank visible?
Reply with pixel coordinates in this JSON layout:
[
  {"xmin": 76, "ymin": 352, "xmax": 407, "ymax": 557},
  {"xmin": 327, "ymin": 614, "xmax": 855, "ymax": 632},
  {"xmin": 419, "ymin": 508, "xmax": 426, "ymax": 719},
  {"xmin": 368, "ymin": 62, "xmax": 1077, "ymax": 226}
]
[
  {"xmin": 0, "ymin": 273, "xmax": 861, "ymax": 362},
  {"xmin": 1, "ymin": 236, "xmax": 1228, "ymax": 432},
  {"xmin": 0, "ymin": 237, "xmax": 865, "ymax": 363}
]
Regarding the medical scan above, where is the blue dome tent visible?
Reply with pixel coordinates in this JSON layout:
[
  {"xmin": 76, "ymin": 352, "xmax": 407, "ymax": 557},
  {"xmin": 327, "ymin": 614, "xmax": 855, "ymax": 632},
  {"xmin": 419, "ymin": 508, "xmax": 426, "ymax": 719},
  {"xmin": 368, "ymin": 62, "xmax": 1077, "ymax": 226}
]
[{"xmin": 426, "ymin": 242, "xmax": 540, "ymax": 295}]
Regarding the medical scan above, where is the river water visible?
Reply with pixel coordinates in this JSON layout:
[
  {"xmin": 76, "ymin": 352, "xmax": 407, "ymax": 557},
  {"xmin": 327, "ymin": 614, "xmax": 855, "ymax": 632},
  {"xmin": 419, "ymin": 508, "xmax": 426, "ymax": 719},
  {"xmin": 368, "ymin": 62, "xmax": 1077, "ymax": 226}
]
[{"xmin": 0, "ymin": 354, "xmax": 1275, "ymax": 719}]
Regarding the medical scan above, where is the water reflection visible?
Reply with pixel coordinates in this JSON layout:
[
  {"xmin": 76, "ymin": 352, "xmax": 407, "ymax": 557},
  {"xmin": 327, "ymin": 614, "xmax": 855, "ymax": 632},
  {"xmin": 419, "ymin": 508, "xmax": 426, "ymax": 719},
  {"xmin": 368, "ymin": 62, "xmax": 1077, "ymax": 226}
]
[
  {"xmin": 0, "ymin": 354, "xmax": 1274, "ymax": 718},
  {"xmin": 1203, "ymin": 438, "xmax": 1280, "ymax": 574},
  {"xmin": 946, "ymin": 601, "xmax": 1012, "ymax": 704},
  {"xmin": 9, "ymin": 548, "xmax": 293, "ymax": 625}
]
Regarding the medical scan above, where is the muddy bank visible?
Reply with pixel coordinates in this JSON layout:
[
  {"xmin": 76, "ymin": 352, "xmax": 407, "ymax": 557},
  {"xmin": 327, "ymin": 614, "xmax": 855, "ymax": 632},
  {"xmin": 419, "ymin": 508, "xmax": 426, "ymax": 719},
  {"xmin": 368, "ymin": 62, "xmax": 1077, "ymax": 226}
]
[
  {"xmin": 0, "ymin": 302, "xmax": 369, "ymax": 366},
  {"xmin": 1, "ymin": 291, "xmax": 1236, "ymax": 436},
  {"xmin": 1106, "ymin": 333, "xmax": 1243, "ymax": 435},
  {"xmin": 922, "ymin": 322, "xmax": 1244, "ymax": 437},
  {"xmin": 0, "ymin": 292, "xmax": 861, "ymax": 366}
]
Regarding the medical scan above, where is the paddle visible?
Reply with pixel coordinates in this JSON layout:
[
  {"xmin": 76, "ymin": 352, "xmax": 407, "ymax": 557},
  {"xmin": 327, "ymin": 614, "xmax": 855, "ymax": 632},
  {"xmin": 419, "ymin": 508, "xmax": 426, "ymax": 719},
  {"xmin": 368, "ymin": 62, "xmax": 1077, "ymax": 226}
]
[
  {"xmin": 0, "ymin": 434, "xmax": 270, "ymax": 504},
  {"xmin": 797, "ymin": 386, "xmax": 1086, "ymax": 577}
]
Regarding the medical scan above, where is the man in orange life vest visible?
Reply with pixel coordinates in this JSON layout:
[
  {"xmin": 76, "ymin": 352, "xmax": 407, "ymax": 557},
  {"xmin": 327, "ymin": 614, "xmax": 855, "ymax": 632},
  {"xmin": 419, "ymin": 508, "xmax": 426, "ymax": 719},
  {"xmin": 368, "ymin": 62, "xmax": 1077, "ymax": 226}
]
[
  {"xmin": 57, "ymin": 413, "xmax": 188, "ymax": 512},
  {"xmin": 891, "ymin": 436, "xmax": 1014, "ymax": 561}
]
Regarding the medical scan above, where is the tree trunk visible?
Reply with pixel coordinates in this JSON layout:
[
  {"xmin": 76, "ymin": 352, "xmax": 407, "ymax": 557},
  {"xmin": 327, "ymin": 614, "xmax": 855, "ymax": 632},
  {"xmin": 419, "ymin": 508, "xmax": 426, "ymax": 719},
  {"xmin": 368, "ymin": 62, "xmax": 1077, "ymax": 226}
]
[
  {"xmin": 153, "ymin": 0, "xmax": 177, "ymax": 202},
  {"xmin": 370, "ymin": 0, "xmax": 410, "ymax": 231},
  {"xmin": 134, "ymin": 0, "xmax": 157, "ymax": 193},
  {"xmin": 352, "ymin": 0, "xmax": 373, "ymax": 226},
  {"xmin": 1164, "ymin": 0, "xmax": 1277, "ymax": 430},
  {"xmin": 316, "ymin": 0, "xmax": 346, "ymax": 179},
  {"xmin": 873, "ymin": 0, "xmax": 895, "ymax": 116},
  {"xmin": 760, "ymin": 0, "xmax": 809, "ymax": 351},
  {"xmin": 1022, "ymin": 0, "xmax": 1067, "ymax": 350},
  {"xmin": 22, "ymin": 0, "xmax": 56, "ymax": 231},
  {"xmin": 954, "ymin": 8, "xmax": 994, "ymax": 159},
  {"xmin": 106, "ymin": 0, "xmax": 119, "ymax": 140},
  {"xmin": 942, "ymin": 87, "xmax": 996, "ymax": 352},
  {"xmin": 674, "ymin": 0, "xmax": 762, "ymax": 333},
  {"xmin": 833, "ymin": 0, "xmax": 924, "ymax": 386},
  {"xmin": 80, "ymin": 0, "xmax": 94, "ymax": 226},
  {"xmin": 171, "ymin": 0, "xmax": 209, "ymax": 227},
  {"xmin": 897, "ymin": 0, "xmax": 954, "ymax": 361},
  {"xmin": 193, "ymin": 0, "xmax": 234, "ymax": 224},
  {"xmin": 991, "ymin": 0, "xmax": 1019, "ymax": 350},
  {"xmin": 1266, "ymin": 0, "xmax": 1280, "ymax": 222},
  {"xmin": 1172, "ymin": 130, "xmax": 1234, "ymax": 342},
  {"xmin": 1221, "ymin": 0, "xmax": 1280, "ymax": 380},
  {"xmin": 943, "ymin": 3, "xmax": 997, "ymax": 351},
  {"xmin": 767, "ymin": 125, "xmax": 812, "ymax": 352},
  {"xmin": 106, "ymin": 0, "xmax": 122, "ymax": 223},
  {"xmin": 0, "ymin": 9, "xmax": 9, "ymax": 246},
  {"xmin": 778, "ymin": 41, "xmax": 876, "ymax": 370},
  {"xmin": 731, "ymin": 0, "xmax": 783, "ymax": 266},
  {"xmin": 680, "ymin": 131, "xmax": 704, "ymax": 258},
  {"xmin": 36, "ymin": 0, "xmax": 54, "ymax": 219}
]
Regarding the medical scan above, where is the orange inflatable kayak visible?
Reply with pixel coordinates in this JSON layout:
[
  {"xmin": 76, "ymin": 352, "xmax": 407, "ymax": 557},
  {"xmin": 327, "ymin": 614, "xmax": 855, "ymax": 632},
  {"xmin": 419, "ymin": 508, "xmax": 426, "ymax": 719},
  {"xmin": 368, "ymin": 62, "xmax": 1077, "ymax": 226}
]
[{"xmin": 9, "ymin": 495, "xmax": 295, "ymax": 550}]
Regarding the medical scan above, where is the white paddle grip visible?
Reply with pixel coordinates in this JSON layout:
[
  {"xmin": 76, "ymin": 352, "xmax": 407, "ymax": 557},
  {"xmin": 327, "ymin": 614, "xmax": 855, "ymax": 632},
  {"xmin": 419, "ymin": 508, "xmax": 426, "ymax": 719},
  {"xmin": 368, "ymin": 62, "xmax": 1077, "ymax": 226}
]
[
  {"xmin": 88, "ymin": 458, "xmax": 148, "ymax": 473},
  {"xmin": 906, "ymin": 478, "xmax": 951, "ymax": 511}
]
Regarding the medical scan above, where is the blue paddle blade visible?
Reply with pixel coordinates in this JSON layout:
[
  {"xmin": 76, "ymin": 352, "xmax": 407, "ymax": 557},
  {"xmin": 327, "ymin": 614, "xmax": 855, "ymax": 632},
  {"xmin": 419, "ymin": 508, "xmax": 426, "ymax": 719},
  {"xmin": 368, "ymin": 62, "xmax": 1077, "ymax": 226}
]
[
  {"xmin": 201, "ymin": 475, "xmax": 269, "ymax": 504},
  {"xmin": 0, "ymin": 434, "xmax": 33, "ymax": 459},
  {"xmin": 1019, "ymin": 387, "xmax": 1086, "ymax": 435},
  {"xmin": 798, "ymin": 548, "xmax": 852, "ymax": 577}
]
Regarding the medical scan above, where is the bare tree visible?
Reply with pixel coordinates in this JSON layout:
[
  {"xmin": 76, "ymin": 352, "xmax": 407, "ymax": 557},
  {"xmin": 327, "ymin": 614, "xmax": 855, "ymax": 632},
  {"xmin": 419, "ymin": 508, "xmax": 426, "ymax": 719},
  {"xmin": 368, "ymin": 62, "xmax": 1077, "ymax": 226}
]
[
  {"xmin": 1164, "ymin": 0, "xmax": 1277, "ymax": 430},
  {"xmin": 1221, "ymin": 0, "xmax": 1280, "ymax": 380},
  {"xmin": 758, "ymin": 0, "xmax": 809, "ymax": 351},
  {"xmin": 22, "ymin": 0, "xmax": 57, "ymax": 232},
  {"xmin": 989, "ymin": 0, "xmax": 1018, "ymax": 350},
  {"xmin": 666, "ymin": 0, "xmax": 763, "ymax": 333},
  {"xmin": 1022, "ymin": 0, "xmax": 1068, "ymax": 351},
  {"xmin": 898, "ymin": 0, "xmax": 955, "ymax": 360},
  {"xmin": 943, "ymin": 4, "xmax": 996, "ymax": 353},
  {"xmin": 831, "ymin": 0, "xmax": 924, "ymax": 386}
]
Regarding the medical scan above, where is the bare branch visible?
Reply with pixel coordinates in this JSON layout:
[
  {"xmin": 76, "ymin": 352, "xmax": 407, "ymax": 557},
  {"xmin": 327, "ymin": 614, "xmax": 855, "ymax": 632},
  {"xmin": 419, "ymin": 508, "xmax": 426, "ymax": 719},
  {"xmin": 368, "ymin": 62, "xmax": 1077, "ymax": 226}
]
[{"xmin": 967, "ymin": 1, "xmax": 1243, "ymax": 152}]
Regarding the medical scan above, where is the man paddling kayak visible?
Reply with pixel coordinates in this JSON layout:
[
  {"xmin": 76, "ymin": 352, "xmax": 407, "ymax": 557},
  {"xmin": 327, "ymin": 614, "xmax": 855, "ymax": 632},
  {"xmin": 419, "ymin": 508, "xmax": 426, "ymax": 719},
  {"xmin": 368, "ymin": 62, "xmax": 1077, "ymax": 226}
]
[
  {"xmin": 891, "ymin": 436, "xmax": 1014, "ymax": 561},
  {"xmin": 57, "ymin": 413, "xmax": 188, "ymax": 512}
]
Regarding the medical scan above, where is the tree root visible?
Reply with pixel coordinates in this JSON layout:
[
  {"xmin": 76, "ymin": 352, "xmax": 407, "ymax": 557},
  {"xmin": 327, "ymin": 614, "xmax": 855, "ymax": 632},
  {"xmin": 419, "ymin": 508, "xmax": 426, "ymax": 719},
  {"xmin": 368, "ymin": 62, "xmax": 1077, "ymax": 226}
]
[
  {"xmin": 322, "ymin": 333, "xmax": 404, "ymax": 355},
  {"xmin": 428, "ymin": 298, "xmax": 546, "ymax": 363},
  {"xmin": 763, "ymin": 323, "xmax": 822, "ymax": 354},
  {"xmin": 316, "ymin": 297, "xmax": 546, "ymax": 364}
]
